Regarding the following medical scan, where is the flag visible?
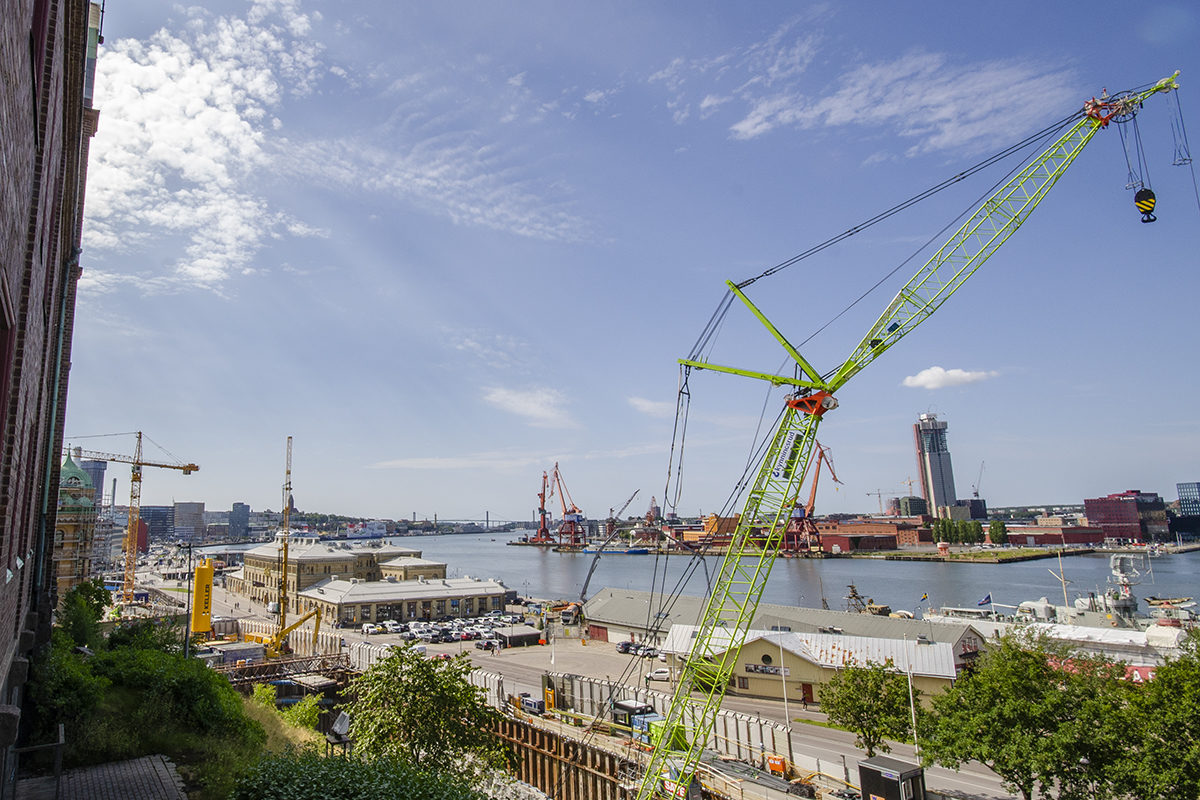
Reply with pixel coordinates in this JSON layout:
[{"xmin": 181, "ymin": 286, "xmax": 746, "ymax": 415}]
[
  {"xmin": 920, "ymin": 593, "xmax": 928, "ymax": 603},
  {"xmin": 978, "ymin": 593, "xmax": 992, "ymax": 606}
]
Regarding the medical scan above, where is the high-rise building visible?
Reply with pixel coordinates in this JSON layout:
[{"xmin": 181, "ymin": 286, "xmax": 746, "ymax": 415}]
[
  {"xmin": 2, "ymin": 0, "xmax": 101, "ymax": 767},
  {"xmin": 77, "ymin": 454, "xmax": 107, "ymax": 502},
  {"xmin": 1178, "ymin": 482, "xmax": 1200, "ymax": 517},
  {"xmin": 139, "ymin": 506, "xmax": 175, "ymax": 545},
  {"xmin": 230, "ymin": 502, "xmax": 251, "ymax": 539},
  {"xmin": 913, "ymin": 413, "xmax": 957, "ymax": 516},
  {"xmin": 173, "ymin": 502, "xmax": 205, "ymax": 544}
]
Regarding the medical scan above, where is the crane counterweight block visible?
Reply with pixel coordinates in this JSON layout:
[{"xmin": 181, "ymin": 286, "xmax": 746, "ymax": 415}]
[{"xmin": 786, "ymin": 390, "xmax": 838, "ymax": 416}]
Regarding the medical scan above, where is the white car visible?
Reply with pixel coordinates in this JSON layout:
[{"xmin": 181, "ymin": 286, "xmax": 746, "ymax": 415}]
[
  {"xmin": 361, "ymin": 623, "xmax": 382, "ymax": 635},
  {"xmin": 648, "ymin": 667, "xmax": 673, "ymax": 681},
  {"xmin": 381, "ymin": 620, "xmax": 404, "ymax": 634}
]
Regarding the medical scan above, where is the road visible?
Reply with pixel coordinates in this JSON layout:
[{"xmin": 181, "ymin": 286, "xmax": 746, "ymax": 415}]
[{"xmin": 191, "ymin": 578, "xmax": 1014, "ymax": 799}]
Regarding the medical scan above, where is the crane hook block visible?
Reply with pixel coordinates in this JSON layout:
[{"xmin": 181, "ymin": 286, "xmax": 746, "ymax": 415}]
[{"xmin": 1134, "ymin": 188, "xmax": 1157, "ymax": 223}]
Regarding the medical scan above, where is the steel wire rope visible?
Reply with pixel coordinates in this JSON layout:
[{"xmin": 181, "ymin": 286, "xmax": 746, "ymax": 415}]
[
  {"xmin": 733, "ymin": 112, "xmax": 1081, "ymax": 291},
  {"xmin": 1167, "ymin": 90, "xmax": 1200, "ymax": 213}
]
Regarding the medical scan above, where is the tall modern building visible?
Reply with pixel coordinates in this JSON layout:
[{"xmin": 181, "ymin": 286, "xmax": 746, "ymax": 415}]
[
  {"xmin": 76, "ymin": 453, "xmax": 107, "ymax": 503},
  {"xmin": 913, "ymin": 413, "xmax": 957, "ymax": 516},
  {"xmin": 230, "ymin": 502, "xmax": 251, "ymax": 539},
  {"xmin": 2, "ymin": 0, "xmax": 101, "ymax": 774},
  {"xmin": 1084, "ymin": 490, "xmax": 1169, "ymax": 543},
  {"xmin": 173, "ymin": 502, "xmax": 205, "ymax": 544},
  {"xmin": 1178, "ymin": 482, "xmax": 1200, "ymax": 517}
]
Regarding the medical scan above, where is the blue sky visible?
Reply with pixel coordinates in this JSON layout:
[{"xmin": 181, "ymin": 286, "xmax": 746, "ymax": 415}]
[{"xmin": 66, "ymin": 1, "xmax": 1200, "ymax": 523}]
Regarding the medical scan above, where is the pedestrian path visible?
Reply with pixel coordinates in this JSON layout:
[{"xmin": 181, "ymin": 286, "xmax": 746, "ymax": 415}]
[{"xmin": 16, "ymin": 754, "xmax": 187, "ymax": 800}]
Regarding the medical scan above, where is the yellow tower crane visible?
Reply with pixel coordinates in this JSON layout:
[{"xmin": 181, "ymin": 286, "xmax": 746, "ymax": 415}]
[{"xmin": 69, "ymin": 432, "xmax": 198, "ymax": 603}]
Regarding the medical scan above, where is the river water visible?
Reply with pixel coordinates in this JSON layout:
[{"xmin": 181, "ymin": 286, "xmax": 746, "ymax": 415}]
[{"xmin": 373, "ymin": 532, "xmax": 1198, "ymax": 615}]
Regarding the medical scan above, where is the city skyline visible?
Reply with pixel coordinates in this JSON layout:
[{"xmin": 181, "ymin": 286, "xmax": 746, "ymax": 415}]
[{"xmin": 63, "ymin": 2, "xmax": 1200, "ymax": 520}]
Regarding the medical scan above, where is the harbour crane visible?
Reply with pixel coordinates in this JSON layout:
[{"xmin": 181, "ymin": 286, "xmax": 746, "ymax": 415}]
[
  {"xmin": 548, "ymin": 462, "xmax": 586, "ymax": 547},
  {"xmin": 636, "ymin": 74, "xmax": 1181, "ymax": 799},
  {"xmin": 783, "ymin": 440, "xmax": 841, "ymax": 554},
  {"xmin": 68, "ymin": 432, "xmax": 198, "ymax": 603},
  {"xmin": 606, "ymin": 488, "xmax": 641, "ymax": 540},
  {"xmin": 527, "ymin": 470, "xmax": 556, "ymax": 544}
]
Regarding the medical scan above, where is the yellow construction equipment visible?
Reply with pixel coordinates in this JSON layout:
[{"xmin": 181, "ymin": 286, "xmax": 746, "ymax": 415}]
[
  {"xmin": 246, "ymin": 607, "xmax": 323, "ymax": 658},
  {"xmin": 69, "ymin": 432, "xmax": 198, "ymax": 603}
]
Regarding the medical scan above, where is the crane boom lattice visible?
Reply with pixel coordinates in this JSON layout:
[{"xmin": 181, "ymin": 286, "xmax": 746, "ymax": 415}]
[{"xmin": 637, "ymin": 73, "xmax": 1180, "ymax": 799}]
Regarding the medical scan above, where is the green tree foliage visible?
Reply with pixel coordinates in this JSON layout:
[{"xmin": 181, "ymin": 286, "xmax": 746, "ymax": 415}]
[
  {"xmin": 252, "ymin": 682, "xmax": 278, "ymax": 707},
  {"xmin": 820, "ymin": 659, "xmax": 917, "ymax": 757},
  {"xmin": 231, "ymin": 747, "xmax": 481, "ymax": 800},
  {"xmin": 1119, "ymin": 629, "xmax": 1200, "ymax": 799},
  {"xmin": 281, "ymin": 694, "xmax": 322, "ymax": 731},
  {"xmin": 922, "ymin": 632, "xmax": 1129, "ymax": 800},
  {"xmin": 106, "ymin": 617, "xmax": 184, "ymax": 653},
  {"xmin": 988, "ymin": 519, "xmax": 1008, "ymax": 544},
  {"xmin": 343, "ymin": 647, "xmax": 510, "ymax": 777},
  {"xmin": 57, "ymin": 579, "xmax": 111, "ymax": 648},
  {"xmin": 28, "ymin": 609, "xmax": 265, "ymax": 799}
]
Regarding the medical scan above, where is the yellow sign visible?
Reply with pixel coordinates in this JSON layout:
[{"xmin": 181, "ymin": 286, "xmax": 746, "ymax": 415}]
[{"xmin": 190, "ymin": 558, "xmax": 214, "ymax": 634}]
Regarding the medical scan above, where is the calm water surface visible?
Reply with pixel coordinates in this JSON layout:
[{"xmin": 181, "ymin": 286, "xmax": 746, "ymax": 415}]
[{"xmin": 389, "ymin": 532, "xmax": 1199, "ymax": 614}]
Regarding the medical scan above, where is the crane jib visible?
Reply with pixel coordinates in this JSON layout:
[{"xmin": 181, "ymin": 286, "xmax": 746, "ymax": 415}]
[{"xmin": 634, "ymin": 73, "xmax": 1181, "ymax": 800}]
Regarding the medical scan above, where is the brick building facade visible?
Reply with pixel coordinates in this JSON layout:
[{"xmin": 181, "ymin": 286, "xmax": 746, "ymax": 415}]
[{"xmin": 1, "ymin": 0, "xmax": 99, "ymax": 764}]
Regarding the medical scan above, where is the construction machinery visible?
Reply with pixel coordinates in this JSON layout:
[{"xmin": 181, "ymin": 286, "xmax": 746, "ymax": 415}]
[
  {"xmin": 635, "ymin": 74, "xmax": 1182, "ymax": 799},
  {"xmin": 245, "ymin": 607, "xmax": 323, "ymax": 659},
  {"xmin": 782, "ymin": 441, "xmax": 841, "ymax": 554},
  {"xmin": 548, "ymin": 462, "xmax": 586, "ymax": 547},
  {"xmin": 68, "ymin": 432, "xmax": 198, "ymax": 603},
  {"xmin": 526, "ymin": 470, "xmax": 556, "ymax": 544}
]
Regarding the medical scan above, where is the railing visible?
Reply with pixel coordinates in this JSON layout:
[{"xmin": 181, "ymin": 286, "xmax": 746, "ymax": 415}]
[{"xmin": 7, "ymin": 723, "xmax": 65, "ymax": 800}]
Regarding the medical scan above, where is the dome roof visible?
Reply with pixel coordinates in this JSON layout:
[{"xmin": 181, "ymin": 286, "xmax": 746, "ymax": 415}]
[{"xmin": 59, "ymin": 454, "xmax": 94, "ymax": 490}]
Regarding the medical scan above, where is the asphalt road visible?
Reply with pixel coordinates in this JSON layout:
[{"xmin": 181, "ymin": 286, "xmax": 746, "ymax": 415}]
[{"xmin": 191, "ymin": 578, "xmax": 1014, "ymax": 799}]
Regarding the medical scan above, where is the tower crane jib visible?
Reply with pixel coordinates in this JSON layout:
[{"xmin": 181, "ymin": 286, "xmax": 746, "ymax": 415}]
[{"xmin": 637, "ymin": 74, "xmax": 1181, "ymax": 799}]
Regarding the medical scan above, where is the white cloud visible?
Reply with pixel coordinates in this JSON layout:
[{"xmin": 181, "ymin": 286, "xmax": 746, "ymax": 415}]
[
  {"xmin": 902, "ymin": 366, "xmax": 999, "ymax": 390},
  {"xmin": 483, "ymin": 387, "xmax": 575, "ymax": 428},
  {"xmin": 650, "ymin": 13, "xmax": 1076, "ymax": 155},
  {"xmin": 81, "ymin": 2, "xmax": 324, "ymax": 292},
  {"xmin": 628, "ymin": 396, "xmax": 675, "ymax": 418}
]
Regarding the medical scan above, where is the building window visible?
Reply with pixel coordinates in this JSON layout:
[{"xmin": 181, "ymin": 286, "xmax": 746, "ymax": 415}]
[{"xmin": 736, "ymin": 677, "xmax": 749, "ymax": 690}]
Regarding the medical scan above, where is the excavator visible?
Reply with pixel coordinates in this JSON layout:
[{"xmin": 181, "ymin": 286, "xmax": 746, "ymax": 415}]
[
  {"xmin": 635, "ymin": 73, "xmax": 1183, "ymax": 799},
  {"xmin": 245, "ymin": 607, "xmax": 323, "ymax": 659}
]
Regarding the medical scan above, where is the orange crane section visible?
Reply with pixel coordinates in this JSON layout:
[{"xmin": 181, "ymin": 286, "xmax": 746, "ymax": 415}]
[
  {"xmin": 783, "ymin": 440, "xmax": 841, "ymax": 554},
  {"xmin": 548, "ymin": 462, "xmax": 586, "ymax": 546}
]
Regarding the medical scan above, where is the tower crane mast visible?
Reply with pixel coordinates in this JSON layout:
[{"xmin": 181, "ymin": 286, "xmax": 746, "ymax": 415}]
[
  {"xmin": 636, "ymin": 73, "xmax": 1180, "ymax": 799},
  {"xmin": 69, "ymin": 432, "xmax": 198, "ymax": 603}
]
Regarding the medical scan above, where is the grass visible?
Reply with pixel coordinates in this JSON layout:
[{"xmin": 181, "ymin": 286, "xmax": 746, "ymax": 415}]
[{"xmin": 241, "ymin": 697, "xmax": 323, "ymax": 753}]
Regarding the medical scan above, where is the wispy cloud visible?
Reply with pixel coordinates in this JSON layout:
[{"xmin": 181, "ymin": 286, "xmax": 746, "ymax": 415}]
[
  {"xmin": 628, "ymin": 396, "xmax": 675, "ymax": 418},
  {"xmin": 902, "ymin": 366, "xmax": 998, "ymax": 390},
  {"xmin": 483, "ymin": 387, "xmax": 575, "ymax": 428},
  {"xmin": 651, "ymin": 12, "xmax": 1076, "ymax": 155}
]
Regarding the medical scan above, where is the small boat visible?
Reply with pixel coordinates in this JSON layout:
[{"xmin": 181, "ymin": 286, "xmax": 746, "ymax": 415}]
[{"xmin": 1145, "ymin": 596, "xmax": 1195, "ymax": 607}]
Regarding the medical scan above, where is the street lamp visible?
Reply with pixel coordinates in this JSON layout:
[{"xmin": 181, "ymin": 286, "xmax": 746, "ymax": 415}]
[{"xmin": 903, "ymin": 634, "xmax": 919, "ymax": 758}]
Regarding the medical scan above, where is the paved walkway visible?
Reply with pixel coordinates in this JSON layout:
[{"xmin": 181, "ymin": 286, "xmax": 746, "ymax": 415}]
[{"xmin": 16, "ymin": 754, "xmax": 188, "ymax": 800}]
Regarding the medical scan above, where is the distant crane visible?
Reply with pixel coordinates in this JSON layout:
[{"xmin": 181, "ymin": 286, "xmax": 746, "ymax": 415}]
[
  {"xmin": 606, "ymin": 489, "xmax": 640, "ymax": 541},
  {"xmin": 784, "ymin": 440, "xmax": 842, "ymax": 553},
  {"xmin": 548, "ymin": 462, "xmax": 586, "ymax": 547},
  {"xmin": 866, "ymin": 488, "xmax": 887, "ymax": 515},
  {"xmin": 972, "ymin": 461, "xmax": 986, "ymax": 499},
  {"xmin": 68, "ymin": 432, "xmax": 198, "ymax": 603},
  {"xmin": 527, "ymin": 470, "xmax": 556, "ymax": 544}
]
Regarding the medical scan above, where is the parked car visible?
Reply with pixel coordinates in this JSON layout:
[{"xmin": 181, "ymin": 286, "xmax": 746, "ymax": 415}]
[
  {"xmin": 640, "ymin": 647, "xmax": 659, "ymax": 659},
  {"xmin": 381, "ymin": 620, "xmax": 404, "ymax": 634},
  {"xmin": 647, "ymin": 667, "xmax": 672, "ymax": 681},
  {"xmin": 616, "ymin": 641, "xmax": 634, "ymax": 654},
  {"xmin": 475, "ymin": 639, "xmax": 501, "ymax": 651},
  {"xmin": 361, "ymin": 623, "xmax": 382, "ymax": 635}
]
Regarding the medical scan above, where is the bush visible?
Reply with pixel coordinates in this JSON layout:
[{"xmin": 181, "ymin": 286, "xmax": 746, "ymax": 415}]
[
  {"xmin": 280, "ymin": 694, "xmax": 321, "ymax": 731},
  {"xmin": 252, "ymin": 683, "xmax": 278, "ymax": 708},
  {"xmin": 231, "ymin": 747, "xmax": 482, "ymax": 800}
]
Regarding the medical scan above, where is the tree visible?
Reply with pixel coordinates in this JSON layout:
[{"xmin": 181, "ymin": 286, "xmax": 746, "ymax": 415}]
[
  {"xmin": 342, "ymin": 647, "xmax": 510, "ymax": 777},
  {"xmin": 820, "ymin": 659, "xmax": 917, "ymax": 757},
  {"xmin": 57, "ymin": 579, "xmax": 111, "ymax": 648},
  {"xmin": 1119, "ymin": 629, "xmax": 1200, "ymax": 799},
  {"xmin": 922, "ymin": 631, "xmax": 1128, "ymax": 800},
  {"xmin": 988, "ymin": 519, "xmax": 1008, "ymax": 545}
]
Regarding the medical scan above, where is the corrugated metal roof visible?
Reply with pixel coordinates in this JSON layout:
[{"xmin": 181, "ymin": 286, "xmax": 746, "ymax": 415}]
[
  {"xmin": 661, "ymin": 624, "xmax": 958, "ymax": 679},
  {"xmin": 298, "ymin": 576, "xmax": 506, "ymax": 603},
  {"xmin": 583, "ymin": 588, "xmax": 973, "ymax": 645}
]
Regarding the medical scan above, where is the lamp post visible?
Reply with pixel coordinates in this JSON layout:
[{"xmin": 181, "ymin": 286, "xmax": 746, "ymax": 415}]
[
  {"xmin": 184, "ymin": 542, "xmax": 193, "ymax": 659},
  {"xmin": 903, "ymin": 634, "xmax": 919, "ymax": 758}
]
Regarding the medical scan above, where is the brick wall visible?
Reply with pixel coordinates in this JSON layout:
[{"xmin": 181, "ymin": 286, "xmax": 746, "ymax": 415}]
[{"xmin": 0, "ymin": 0, "xmax": 94, "ymax": 753}]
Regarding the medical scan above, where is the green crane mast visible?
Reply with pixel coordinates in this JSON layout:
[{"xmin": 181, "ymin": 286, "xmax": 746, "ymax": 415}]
[{"xmin": 636, "ymin": 72, "xmax": 1180, "ymax": 800}]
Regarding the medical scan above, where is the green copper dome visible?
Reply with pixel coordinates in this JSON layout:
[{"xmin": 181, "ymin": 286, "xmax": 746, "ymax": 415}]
[{"xmin": 59, "ymin": 454, "xmax": 94, "ymax": 490}]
